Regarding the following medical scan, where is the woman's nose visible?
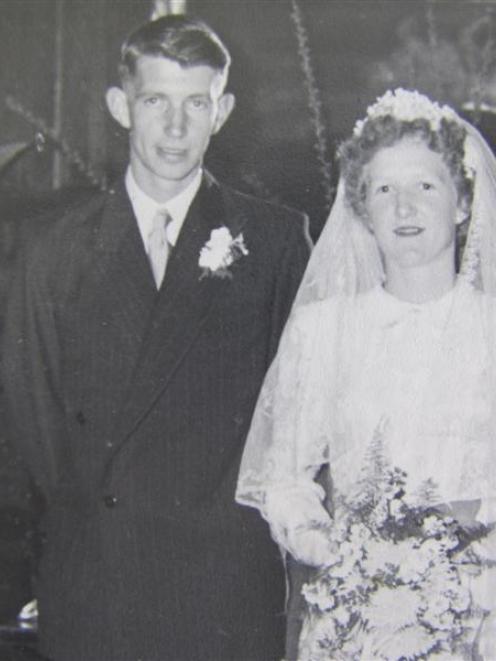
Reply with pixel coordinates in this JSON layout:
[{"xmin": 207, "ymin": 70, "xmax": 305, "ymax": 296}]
[{"xmin": 395, "ymin": 190, "xmax": 416, "ymax": 218}]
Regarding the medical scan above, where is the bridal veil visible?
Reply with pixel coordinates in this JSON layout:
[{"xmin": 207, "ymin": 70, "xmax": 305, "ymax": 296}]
[{"xmin": 236, "ymin": 89, "xmax": 496, "ymax": 534}]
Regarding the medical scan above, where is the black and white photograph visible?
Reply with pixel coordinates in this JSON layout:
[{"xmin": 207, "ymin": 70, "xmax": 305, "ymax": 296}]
[{"xmin": 0, "ymin": 1, "xmax": 496, "ymax": 660}]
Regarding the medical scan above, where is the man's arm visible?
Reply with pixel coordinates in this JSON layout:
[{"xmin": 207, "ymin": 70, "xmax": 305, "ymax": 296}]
[
  {"xmin": 0, "ymin": 433, "xmax": 40, "ymax": 621},
  {"xmin": 2, "ymin": 242, "xmax": 65, "ymax": 497},
  {"xmin": 0, "ymin": 243, "xmax": 60, "ymax": 619},
  {"xmin": 268, "ymin": 210, "xmax": 312, "ymax": 362}
]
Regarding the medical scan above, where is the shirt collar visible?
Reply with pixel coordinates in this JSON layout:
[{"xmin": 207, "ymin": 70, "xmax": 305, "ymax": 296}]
[
  {"xmin": 125, "ymin": 167, "xmax": 203, "ymax": 247},
  {"xmin": 366, "ymin": 282, "xmax": 462, "ymax": 331}
]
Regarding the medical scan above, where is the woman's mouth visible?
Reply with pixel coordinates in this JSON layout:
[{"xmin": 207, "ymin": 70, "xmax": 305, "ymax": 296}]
[{"xmin": 393, "ymin": 226, "xmax": 425, "ymax": 237}]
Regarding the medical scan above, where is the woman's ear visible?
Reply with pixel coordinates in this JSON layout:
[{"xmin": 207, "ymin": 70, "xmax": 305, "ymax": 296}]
[
  {"xmin": 357, "ymin": 179, "xmax": 374, "ymax": 231},
  {"xmin": 455, "ymin": 199, "xmax": 470, "ymax": 226},
  {"xmin": 359, "ymin": 198, "xmax": 374, "ymax": 233},
  {"xmin": 106, "ymin": 87, "xmax": 131, "ymax": 129},
  {"xmin": 357, "ymin": 207, "xmax": 372, "ymax": 232}
]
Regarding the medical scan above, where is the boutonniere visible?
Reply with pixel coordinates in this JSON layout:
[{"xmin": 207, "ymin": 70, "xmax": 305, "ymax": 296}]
[{"xmin": 199, "ymin": 227, "xmax": 249, "ymax": 279}]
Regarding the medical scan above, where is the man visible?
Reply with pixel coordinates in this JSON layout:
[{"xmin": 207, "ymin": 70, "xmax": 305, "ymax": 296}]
[{"xmin": 1, "ymin": 14, "xmax": 310, "ymax": 661}]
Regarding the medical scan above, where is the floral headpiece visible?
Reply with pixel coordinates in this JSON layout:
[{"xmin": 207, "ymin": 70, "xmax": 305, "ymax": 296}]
[{"xmin": 353, "ymin": 88, "xmax": 460, "ymax": 137}]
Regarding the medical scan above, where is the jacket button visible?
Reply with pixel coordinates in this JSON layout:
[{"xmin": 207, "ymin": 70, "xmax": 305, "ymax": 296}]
[
  {"xmin": 75, "ymin": 411, "xmax": 86, "ymax": 426},
  {"xmin": 103, "ymin": 494, "xmax": 118, "ymax": 508}
]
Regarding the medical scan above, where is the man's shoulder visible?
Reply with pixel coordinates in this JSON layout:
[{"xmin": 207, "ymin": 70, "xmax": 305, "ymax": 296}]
[
  {"xmin": 32, "ymin": 187, "xmax": 108, "ymax": 232},
  {"xmin": 23, "ymin": 187, "xmax": 110, "ymax": 255},
  {"xmin": 220, "ymin": 181, "xmax": 307, "ymax": 225},
  {"xmin": 213, "ymin": 180, "xmax": 311, "ymax": 252},
  {"xmin": 16, "ymin": 188, "xmax": 113, "ymax": 288}
]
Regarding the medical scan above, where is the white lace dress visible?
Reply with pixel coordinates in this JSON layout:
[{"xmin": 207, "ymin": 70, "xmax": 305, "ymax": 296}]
[
  {"xmin": 260, "ymin": 282, "xmax": 496, "ymax": 535},
  {"xmin": 327, "ymin": 282, "xmax": 493, "ymax": 511},
  {"xmin": 248, "ymin": 282, "xmax": 496, "ymax": 659}
]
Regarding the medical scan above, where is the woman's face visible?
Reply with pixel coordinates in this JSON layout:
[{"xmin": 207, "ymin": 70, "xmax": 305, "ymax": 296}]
[{"xmin": 364, "ymin": 137, "xmax": 462, "ymax": 275}]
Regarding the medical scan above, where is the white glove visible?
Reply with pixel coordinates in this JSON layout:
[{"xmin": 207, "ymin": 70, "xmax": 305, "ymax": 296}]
[
  {"xmin": 286, "ymin": 525, "xmax": 335, "ymax": 567},
  {"xmin": 263, "ymin": 481, "xmax": 334, "ymax": 566}
]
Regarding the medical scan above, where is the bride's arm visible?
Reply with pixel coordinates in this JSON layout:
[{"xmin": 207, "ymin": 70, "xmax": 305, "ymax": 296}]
[{"xmin": 237, "ymin": 302, "xmax": 337, "ymax": 567}]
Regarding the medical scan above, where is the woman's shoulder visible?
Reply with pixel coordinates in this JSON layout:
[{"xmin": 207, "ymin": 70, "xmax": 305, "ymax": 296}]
[
  {"xmin": 290, "ymin": 291, "xmax": 377, "ymax": 329},
  {"xmin": 291, "ymin": 297, "xmax": 341, "ymax": 325},
  {"xmin": 457, "ymin": 281, "xmax": 496, "ymax": 316}
]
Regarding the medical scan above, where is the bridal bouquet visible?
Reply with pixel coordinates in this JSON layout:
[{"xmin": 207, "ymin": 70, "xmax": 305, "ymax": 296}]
[{"xmin": 299, "ymin": 437, "xmax": 487, "ymax": 660}]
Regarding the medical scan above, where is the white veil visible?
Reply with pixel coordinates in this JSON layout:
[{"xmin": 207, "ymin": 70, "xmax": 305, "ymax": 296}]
[{"xmin": 236, "ymin": 91, "xmax": 496, "ymax": 541}]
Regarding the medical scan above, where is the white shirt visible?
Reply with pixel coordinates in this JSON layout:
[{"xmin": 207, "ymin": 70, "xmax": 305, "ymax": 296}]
[{"xmin": 125, "ymin": 167, "xmax": 203, "ymax": 251}]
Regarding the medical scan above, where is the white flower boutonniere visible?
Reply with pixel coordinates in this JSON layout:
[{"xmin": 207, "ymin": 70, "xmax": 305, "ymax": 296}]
[{"xmin": 199, "ymin": 227, "xmax": 249, "ymax": 279}]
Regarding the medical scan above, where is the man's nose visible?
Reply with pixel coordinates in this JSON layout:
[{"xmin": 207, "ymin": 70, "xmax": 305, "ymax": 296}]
[
  {"xmin": 164, "ymin": 105, "xmax": 187, "ymax": 137},
  {"xmin": 395, "ymin": 190, "xmax": 416, "ymax": 218}
]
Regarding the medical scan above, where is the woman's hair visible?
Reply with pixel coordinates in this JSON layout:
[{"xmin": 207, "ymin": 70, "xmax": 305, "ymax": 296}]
[{"xmin": 338, "ymin": 115, "xmax": 473, "ymax": 218}]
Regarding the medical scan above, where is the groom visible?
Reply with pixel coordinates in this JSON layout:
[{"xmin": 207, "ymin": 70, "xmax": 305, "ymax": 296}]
[{"xmin": 0, "ymin": 14, "xmax": 310, "ymax": 661}]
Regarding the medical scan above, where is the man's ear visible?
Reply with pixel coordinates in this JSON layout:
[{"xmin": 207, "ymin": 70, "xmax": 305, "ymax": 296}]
[
  {"xmin": 212, "ymin": 93, "xmax": 235, "ymax": 135},
  {"xmin": 455, "ymin": 198, "xmax": 470, "ymax": 225},
  {"xmin": 105, "ymin": 87, "xmax": 131, "ymax": 129}
]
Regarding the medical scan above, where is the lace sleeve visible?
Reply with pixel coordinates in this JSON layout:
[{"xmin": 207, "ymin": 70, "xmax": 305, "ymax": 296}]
[{"xmin": 236, "ymin": 301, "xmax": 337, "ymax": 562}]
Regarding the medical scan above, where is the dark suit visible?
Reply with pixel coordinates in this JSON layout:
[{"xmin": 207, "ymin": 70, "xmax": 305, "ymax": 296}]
[{"xmin": 1, "ymin": 173, "xmax": 310, "ymax": 661}]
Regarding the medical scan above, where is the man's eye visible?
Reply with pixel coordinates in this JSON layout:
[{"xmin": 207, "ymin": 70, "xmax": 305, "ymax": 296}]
[
  {"xmin": 188, "ymin": 98, "xmax": 208, "ymax": 110},
  {"xmin": 421, "ymin": 182, "xmax": 433, "ymax": 191},
  {"xmin": 144, "ymin": 97, "xmax": 160, "ymax": 106},
  {"xmin": 377, "ymin": 185, "xmax": 390, "ymax": 194}
]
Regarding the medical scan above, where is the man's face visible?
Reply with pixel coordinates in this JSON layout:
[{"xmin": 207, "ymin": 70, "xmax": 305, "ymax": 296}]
[{"xmin": 108, "ymin": 55, "xmax": 234, "ymax": 201}]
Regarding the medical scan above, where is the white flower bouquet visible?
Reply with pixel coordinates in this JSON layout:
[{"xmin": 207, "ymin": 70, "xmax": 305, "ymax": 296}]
[{"xmin": 299, "ymin": 438, "xmax": 488, "ymax": 660}]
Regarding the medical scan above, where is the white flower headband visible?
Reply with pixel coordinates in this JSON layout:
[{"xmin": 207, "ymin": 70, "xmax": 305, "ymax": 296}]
[
  {"xmin": 352, "ymin": 88, "xmax": 460, "ymax": 137},
  {"xmin": 353, "ymin": 88, "xmax": 475, "ymax": 181}
]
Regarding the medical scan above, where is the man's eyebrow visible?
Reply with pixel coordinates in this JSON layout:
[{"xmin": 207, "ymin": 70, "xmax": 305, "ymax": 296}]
[{"xmin": 136, "ymin": 90, "xmax": 166, "ymax": 96}]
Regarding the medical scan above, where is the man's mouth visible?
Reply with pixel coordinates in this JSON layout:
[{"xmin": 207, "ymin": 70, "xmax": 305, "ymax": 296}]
[
  {"xmin": 393, "ymin": 226, "xmax": 425, "ymax": 237},
  {"xmin": 157, "ymin": 146, "xmax": 186, "ymax": 160}
]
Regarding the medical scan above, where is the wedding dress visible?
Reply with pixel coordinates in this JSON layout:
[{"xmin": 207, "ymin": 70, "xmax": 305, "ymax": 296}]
[
  {"xmin": 236, "ymin": 91, "xmax": 496, "ymax": 659},
  {"xmin": 273, "ymin": 280, "xmax": 493, "ymax": 510},
  {"xmin": 238, "ymin": 279, "xmax": 496, "ymax": 567}
]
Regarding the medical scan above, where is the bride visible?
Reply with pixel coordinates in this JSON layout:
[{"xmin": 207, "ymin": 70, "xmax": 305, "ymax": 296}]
[{"xmin": 236, "ymin": 89, "xmax": 496, "ymax": 659}]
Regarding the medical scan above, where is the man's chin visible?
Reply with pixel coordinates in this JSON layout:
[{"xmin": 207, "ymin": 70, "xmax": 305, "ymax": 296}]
[
  {"xmin": 152, "ymin": 163, "xmax": 198, "ymax": 183},
  {"xmin": 134, "ymin": 164, "xmax": 202, "ymax": 200}
]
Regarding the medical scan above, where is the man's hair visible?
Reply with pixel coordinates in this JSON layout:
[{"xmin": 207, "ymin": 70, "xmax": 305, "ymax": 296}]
[
  {"xmin": 119, "ymin": 14, "xmax": 231, "ymax": 84},
  {"xmin": 338, "ymin": 116, "xmax": 473, "ymax": 218}
]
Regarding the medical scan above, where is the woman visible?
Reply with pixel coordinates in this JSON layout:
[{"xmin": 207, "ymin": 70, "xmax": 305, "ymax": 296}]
[{"xmin": 236, "ymin": 89, "xmax": 496, "ymax": 659}]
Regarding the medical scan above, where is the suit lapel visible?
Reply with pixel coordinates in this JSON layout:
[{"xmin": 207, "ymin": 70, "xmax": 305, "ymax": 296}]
[
  {"xmin": 88, "ymin": 182, "xmax": 156, "ymax": 346},
  {"xmin": 112, "ymin": 174, "xmax": 248, "ymax": 443}
]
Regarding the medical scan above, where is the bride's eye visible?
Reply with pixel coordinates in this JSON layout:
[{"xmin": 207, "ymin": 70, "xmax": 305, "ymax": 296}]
[
  {"xmin": 421, "ymin": 182, "xmax": 434, "ymax": 191},
  {"xmin": 377, "ymin": 185, "xmax": 390, "ymax": 194}
]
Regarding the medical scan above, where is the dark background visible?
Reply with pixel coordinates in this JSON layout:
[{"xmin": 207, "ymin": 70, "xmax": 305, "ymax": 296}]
[
  {"xmin": 0, "ymin": 0, "xmax": 495, "ymax": 655},
  {"xmin": 1, "ymin": 1, "xmax": 495, "ymax": 235}
]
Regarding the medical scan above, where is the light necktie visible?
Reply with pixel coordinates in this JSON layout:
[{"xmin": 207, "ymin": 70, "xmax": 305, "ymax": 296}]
[{"xmin": 147, "ymin": 208, "xmax": 173, "ymax": 288}]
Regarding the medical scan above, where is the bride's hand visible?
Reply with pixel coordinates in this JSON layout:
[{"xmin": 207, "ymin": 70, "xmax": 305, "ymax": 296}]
[
  {"xmin": 286, "ymin": 526, "xmax": 337, "ymax": 567},
  {"xmin": 264, "ymin": 481, "xmax": 334, "ymax": 566}
]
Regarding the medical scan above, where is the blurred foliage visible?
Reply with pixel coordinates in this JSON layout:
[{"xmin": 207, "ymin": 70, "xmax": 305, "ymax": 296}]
[{"xmin": 371, "ymin": 2, "xmax": 496, "ymax": 117}]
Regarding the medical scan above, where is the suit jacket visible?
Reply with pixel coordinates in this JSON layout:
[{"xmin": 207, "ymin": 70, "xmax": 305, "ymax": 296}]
[{"xmin": 1, "ymin": 173, "xmax": 310, "ymax": 661}]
